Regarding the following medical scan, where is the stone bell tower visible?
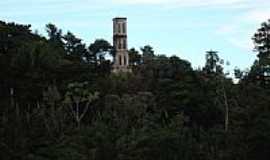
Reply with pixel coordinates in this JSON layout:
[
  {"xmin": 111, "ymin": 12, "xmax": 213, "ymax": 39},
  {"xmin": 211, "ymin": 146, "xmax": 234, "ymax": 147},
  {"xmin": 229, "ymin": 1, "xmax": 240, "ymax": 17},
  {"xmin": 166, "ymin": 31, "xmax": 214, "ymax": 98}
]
[{"xmin": 112, "ymin": 17, "xmax": 131, "ymax": 73}]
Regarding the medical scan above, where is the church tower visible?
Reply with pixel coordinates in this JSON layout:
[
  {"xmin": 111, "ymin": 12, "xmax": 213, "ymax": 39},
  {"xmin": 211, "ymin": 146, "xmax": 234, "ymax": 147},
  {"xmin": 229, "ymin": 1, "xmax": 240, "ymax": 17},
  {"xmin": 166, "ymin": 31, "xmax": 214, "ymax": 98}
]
[{"xmin": 112, "ymin": 17, "xmax": 131, "ymax": 73}]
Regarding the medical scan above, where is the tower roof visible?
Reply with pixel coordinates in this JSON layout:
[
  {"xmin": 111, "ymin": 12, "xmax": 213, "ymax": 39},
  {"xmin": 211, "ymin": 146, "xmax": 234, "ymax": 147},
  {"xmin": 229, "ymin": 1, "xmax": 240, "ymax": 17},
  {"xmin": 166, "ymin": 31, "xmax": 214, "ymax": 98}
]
[{"xmin": 113, "ymin": 17, "xmax": 127, "ymax": 21}]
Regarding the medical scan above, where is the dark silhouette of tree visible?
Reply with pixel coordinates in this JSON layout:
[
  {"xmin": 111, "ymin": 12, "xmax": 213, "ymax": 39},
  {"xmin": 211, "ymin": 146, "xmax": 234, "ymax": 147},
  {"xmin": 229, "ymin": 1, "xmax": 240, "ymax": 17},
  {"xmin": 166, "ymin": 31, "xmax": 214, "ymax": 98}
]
[
  {"xmin": 252, "ymin": 19, "xmax": 270, "ymax": 65},
  {"xmin": 251, "ymin": 19, "xmax": 270, "ymax": 84},
  {"xmin": 63, "ymin": 31, "xmax": 88, "ymax": 63},
  {"xmin": 1, "ymin": 19, "xmax": 270, "ymax": 160},
  {"xmin": 46, "ymin": 23, "xmax": 63, "ymax": 45},
  {"xmin": 141, "ymin": 45, "xmax": 155, "ymax": 63},
  {"xmin": 203, "ymin": 50, "xmax": 223, "ymax": 74},
  {"xmin": 128, "ymin": 48, "xmax": 141, "ymax": 66}
]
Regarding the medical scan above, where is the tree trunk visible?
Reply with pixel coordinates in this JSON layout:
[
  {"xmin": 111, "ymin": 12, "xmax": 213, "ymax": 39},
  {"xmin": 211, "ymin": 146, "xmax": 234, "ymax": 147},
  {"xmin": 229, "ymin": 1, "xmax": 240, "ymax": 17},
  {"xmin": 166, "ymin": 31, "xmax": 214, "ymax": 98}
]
[
  {"xmin": 75, "ymin": 101, "xmax": 80, "ymax": 128},
  {"xmin": 222, "ymin": 84, "xmax": 229, "ymax": 132}
]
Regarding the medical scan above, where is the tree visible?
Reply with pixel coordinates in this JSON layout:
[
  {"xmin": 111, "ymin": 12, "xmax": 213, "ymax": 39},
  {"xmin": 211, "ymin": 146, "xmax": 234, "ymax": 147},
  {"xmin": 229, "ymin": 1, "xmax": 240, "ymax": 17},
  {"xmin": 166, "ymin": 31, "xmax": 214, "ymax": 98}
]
[
  {"xmin": 252, "ymin": 19, "xmax": 270, "ymax": 65},
  {"xmin": 46, "ymin": 23, "xmax": 63, "ymax": 45},
  {"xmin": 141, "ymin": 45, "xmax": 155, "ymax": 63},
  {"xmin": 128, "ymin": 48, "xmax": 141, "ymax": 66},
  {"xmin": 4, "ymin": 19, "xmax": 270, "ymax": 160},
  {"xmin": 203, "ymin": 50, "xmax": 223, "ymax": 74},
  {"xmin": 45, "ymin": 23, "xmax": 66, "ymax": 60},
  {"xmin": 10, "ymin": 41, "xmax": 62, "ymax": 103},
  {"xmin": 63, "ymin": 31, "xmax": 88, "ymax": 63},
  {"xmin": 251, "ymin": 19, "xmax": 270, "ymax": 84},
  {"xmin": 88, "ymin": 39, "xmax": 112, "ymax": 65},
  {"xmin": 0, "ymin": 21, "xmax": 42, "ymax": 104},
  {"xmin": 202, "ymin": 50, "xmax": 232, "ymax": 132},
  {"xmin": 63, "ymin": 82, "xmax": 99, "ymax": 128}
]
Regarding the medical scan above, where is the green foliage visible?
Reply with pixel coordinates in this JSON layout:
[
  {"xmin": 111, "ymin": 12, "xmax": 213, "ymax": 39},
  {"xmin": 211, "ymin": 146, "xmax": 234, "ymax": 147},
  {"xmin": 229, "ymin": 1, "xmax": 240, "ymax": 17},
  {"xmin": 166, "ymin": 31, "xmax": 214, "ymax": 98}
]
[
  {"xmin": 141, "ymin": 45, "xmax": 155, "ymax": 63},
  {"xmin": 88, "ymin": 39, "xmax": 112, "ymax": 63},
  {"xmin": 46, "ymin": 23, "xmax": 63, "ymax": 46},
  {"xmin": 1, "ymin": 19, "xmax": 270, "ymax": 160},
  {"xmin": 252, "ymin": 19, "xmax": 270, "ymax": 64},
  {"xmin": 128, "ymin": 48, "xmax": 141, "ymax": 66},
  {"xmin": 63, "ymin": 31, "xmax": 88, "ymax": 63},
  {"xmin": 250, "ymin": 19, "xmax": 270, "ymax": 84},
  {"xmin": 63, "ymin": 82, "xmax": 99, "ymax": 128},
  {"xmin": 203, "ymin": 50, "xmax": 223, "ymax": 74}
]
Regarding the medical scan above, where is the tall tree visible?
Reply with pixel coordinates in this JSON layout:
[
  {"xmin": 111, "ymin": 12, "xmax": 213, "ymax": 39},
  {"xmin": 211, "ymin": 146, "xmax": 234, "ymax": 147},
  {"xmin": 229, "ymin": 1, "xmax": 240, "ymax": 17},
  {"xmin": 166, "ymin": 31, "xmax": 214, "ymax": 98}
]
[
  {"xmin": 251, "ymin": 19, "xmax": 270, "ymax": 83},
  {"xmin": 252, "ymin": 19, "xmax": 270, "ymax": 65},
  {"xmin": 46, "ymin": 23, "xmax": 63, "ymax": 45},
  {"xmin": 203, "ymin": 50, "xmax": 223, "ymax": 74},
  {"xmin": 128, "ymin": 48, "xmax": 141, "ymax": 66},
  {"xmin": 63, "ymin": 31, "xmax": 87, "ymax": 63},
  {"xmin": 63, "ymin": 82, "xmax": 99, "ymax": 128},
  {"xmin": 88, "ymin": 39, "xmax": 112, "ymax": 64},
  {"xmin": 141, "ymin": 45, "xmax": 155, "ymax": 63},
  {"xmin": 45, "ymin": 23, "xmax": 66, "ymax": 62}
]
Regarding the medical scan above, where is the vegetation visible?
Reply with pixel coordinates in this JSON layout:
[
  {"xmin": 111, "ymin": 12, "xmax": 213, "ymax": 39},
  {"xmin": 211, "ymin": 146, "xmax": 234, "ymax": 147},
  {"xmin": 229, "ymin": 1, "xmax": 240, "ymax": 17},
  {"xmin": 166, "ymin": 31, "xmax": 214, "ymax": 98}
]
[{"xmin": 1, "ymin": 19, "xmax": 270, "ymax": 160}]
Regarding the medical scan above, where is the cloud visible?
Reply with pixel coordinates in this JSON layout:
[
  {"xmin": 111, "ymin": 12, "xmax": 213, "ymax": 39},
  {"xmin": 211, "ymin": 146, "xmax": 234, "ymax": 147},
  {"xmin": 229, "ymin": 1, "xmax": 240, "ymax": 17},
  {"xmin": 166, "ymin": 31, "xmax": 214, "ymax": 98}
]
[
  {"xmin": 112, "ymin": 0, "xmax": 248, "ymax": 7},
  {"xmin": 2, "ymin": 0, "xmax": 269, "ymax": 19},
  {"xmin": 216, "ymin": 25, "xmax": 238, "ymax": 35},
  {"xmin": 0, "ymin": 0, "xmax": 111, "ymax": 18},
  {"xmin": 244, "ymin": 9, "xmax": 270, "ymax": 23},
  {"xmin": 215, "ymin": 24, "xmax": 254, "ymax": 51},
  {"xmin": 112, "ymin": 0, "xmax": 165, "ymax": 5},
  {"xmin": 228, "ymin": 38, "xmax": 253, "ymax": 50},
  {"xmin": 2, "ymin": 0, "xmax": 263, "ymax": 8},
  {"xmin": 214, "ymin": 0, "xmax": 270, "ymax": 52}
]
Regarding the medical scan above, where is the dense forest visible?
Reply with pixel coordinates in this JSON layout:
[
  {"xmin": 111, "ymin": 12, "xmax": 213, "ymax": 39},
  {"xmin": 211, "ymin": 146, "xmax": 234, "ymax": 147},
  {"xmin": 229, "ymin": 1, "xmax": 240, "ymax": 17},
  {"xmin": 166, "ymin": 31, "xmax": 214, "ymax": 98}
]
[{"xmin": 1, "ymin": 19, "xmax": 270, "ymax": 160}]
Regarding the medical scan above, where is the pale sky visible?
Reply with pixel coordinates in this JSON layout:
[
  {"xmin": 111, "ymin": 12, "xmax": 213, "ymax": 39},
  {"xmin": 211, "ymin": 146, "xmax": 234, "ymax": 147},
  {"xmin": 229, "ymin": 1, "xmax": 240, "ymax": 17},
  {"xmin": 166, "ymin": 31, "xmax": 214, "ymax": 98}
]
[{"xmin": 1, "ymin": 0, "xmax": 270, "ymax": 72}]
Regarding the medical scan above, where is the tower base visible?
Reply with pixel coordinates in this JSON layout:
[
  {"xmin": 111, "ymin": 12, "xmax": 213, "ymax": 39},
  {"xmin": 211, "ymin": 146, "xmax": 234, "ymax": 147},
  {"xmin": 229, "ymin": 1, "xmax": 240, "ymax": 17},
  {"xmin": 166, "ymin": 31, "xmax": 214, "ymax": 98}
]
[{"xmin": 112, "ymin": 65, "xmax": 132, "ymax": 73}]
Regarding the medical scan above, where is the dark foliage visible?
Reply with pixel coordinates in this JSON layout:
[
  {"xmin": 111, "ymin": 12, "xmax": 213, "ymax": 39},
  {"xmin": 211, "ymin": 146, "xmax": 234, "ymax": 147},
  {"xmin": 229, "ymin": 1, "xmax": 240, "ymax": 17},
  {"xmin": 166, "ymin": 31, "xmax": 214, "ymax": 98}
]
[{"xmin": 1, "ymin": 19, "xmax": 270, "ymax": 160}]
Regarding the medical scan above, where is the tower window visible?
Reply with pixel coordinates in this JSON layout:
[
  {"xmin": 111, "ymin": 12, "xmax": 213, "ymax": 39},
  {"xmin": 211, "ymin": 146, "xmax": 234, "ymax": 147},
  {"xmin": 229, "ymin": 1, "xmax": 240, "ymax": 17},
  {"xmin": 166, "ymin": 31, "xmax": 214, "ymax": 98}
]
[
  {"xmin": 118, "ymin": 23, "xmax": 121, "ymax": 33},
  {"xmin": 123, "ymin": 39, "xmax": 126, "ymax": 49},
  {"xmin": 118, "ymin": 41, "xmax": 121, "ymax": 49},
  {"xmin": 122, "ymin": 23, "xmax": 126, "ymax": 33},
  {"xmin": 124, "ymin": 55, "xmax": 126, "ymax": 65},
  {"xmin": 119, "ymin": 55, "xmax": 122, "ymax": 66}
]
